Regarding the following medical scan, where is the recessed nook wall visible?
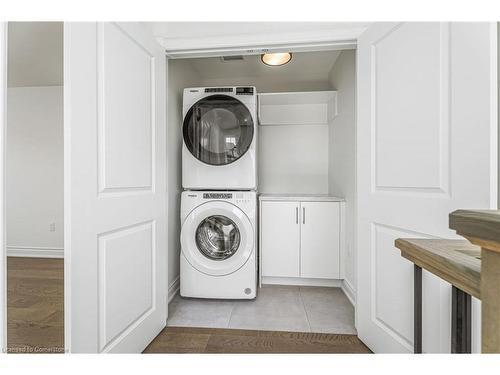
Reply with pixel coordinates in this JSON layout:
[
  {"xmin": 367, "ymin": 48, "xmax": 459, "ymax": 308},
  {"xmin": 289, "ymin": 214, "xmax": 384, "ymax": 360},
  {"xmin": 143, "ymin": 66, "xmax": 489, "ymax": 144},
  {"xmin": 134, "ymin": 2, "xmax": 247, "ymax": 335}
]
[
  {"xmin": 166, "ymin": 59, "xmax": 202, "ymax": 293},
  {"xmin": 258, "ymin": 91, "xmax": 337, "ymax": 195},
  {"xmin": 328, "ymin": 50, "xmax": 357, "ymax": 297}
]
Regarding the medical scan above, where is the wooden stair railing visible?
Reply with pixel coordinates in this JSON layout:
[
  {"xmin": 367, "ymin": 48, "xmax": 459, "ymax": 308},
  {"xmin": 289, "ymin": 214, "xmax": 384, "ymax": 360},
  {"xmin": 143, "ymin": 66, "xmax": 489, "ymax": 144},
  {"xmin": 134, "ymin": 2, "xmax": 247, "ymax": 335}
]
[
  {"xmin": 395, "ymin": 238, "xmax": 479, "ymax": 353},
  {"xmin": 394, "ymin": 209, "xmax": 500, "ymax": 353},
  {"xmin": 450, "ymin": 209, "xmax": 500, "ymax": 353}
]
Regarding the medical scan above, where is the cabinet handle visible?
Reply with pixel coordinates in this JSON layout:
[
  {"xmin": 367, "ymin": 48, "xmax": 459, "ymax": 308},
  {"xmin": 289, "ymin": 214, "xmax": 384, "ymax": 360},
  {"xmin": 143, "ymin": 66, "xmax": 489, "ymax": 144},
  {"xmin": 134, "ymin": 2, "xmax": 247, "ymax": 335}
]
[
  {"xmin": 303, "ymin": 207, "xmax": 305, "ymax": 224},
  {"xmin": 295, "ymin": 207, "xmax": 298, "ymax": 224}
]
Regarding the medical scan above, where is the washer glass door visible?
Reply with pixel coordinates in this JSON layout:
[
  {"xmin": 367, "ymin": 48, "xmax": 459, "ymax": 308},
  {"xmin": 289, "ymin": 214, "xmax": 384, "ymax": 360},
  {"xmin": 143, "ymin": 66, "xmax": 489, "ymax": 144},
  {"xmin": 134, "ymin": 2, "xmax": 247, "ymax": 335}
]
[
  {"xmin": 183, "ymin": 95, "xmax": 254, "ymax": 166},
  {"xmin": 196, "ymin": 215, "xmax": 241, "ymax": 261},
  {"xmin": 181, "ymin": 201, "xmax": 254, "ymax": 276}
]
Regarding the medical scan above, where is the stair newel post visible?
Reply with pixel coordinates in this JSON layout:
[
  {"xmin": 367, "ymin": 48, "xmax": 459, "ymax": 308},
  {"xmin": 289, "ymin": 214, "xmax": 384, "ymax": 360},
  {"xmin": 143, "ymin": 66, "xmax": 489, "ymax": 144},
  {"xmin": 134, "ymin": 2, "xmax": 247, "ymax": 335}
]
[{"xmin": 450, "ymin": 210, "xmax": 500, "ymax": 353}]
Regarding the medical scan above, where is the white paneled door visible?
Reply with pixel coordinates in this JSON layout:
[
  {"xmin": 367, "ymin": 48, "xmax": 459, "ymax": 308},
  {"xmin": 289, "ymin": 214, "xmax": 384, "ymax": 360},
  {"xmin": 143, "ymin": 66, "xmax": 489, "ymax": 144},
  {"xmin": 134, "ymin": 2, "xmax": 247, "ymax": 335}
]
[
  {"xmin": 357, "ymin": 23, "xmax": 497, "ymax": 353},
  {"xmin": 64, "ymin": 23, "xmax": 167, "ymax": 353}
]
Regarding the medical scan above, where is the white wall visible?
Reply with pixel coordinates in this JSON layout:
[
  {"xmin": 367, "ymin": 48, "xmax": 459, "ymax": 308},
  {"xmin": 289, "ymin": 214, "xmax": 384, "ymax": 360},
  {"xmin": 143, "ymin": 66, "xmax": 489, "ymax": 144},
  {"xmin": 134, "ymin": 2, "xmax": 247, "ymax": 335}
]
[
  {"xmin": 328, "ymin": 50, "xmax": 356, "ymax": 296},
  {"xmin": 167, "ymin": 59, "xmax": 202, "ymax": 295},
  {"xmin": 8, "ymin": 22, "xmax": 63, "ymax": 87},
  {"xmin": 258, "ymin": 124, "xmax": 329, "ymax": 194},
  {"xmin": 6, "ymin": 86, "xmax": 64, "ymax": 256}
]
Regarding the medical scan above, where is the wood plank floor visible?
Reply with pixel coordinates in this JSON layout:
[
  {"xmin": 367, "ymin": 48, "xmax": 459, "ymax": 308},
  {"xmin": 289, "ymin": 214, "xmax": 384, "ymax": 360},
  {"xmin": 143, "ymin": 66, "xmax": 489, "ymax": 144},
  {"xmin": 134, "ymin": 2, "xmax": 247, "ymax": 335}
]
[
  {"xmin": 7, "ymin": 257, "xmax": 65, "ymax": 354},
  {"xmin": 144, "ymin": 326, "xmax": 371, "ymax": 353},
  {"xmin": 7, "ymin": 257, "xmax": 370, "ymax": 354}
]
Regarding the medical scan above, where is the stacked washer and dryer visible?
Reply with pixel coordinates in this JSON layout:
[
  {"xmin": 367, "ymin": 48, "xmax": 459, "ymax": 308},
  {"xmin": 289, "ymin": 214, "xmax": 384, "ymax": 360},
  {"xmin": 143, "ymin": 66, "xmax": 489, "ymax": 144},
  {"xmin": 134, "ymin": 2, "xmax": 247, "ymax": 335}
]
[{"xmin": 180, "ymin": 87, "xmax": 258, "ymax": 299}]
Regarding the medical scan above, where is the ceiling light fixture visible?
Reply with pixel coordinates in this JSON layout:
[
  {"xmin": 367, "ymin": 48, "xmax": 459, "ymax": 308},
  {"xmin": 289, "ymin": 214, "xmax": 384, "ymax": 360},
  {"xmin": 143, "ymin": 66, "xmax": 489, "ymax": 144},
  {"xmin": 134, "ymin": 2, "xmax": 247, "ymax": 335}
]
[{"xmin": 261, "ymin": 52, "xmax": 292, "ymax": 66}]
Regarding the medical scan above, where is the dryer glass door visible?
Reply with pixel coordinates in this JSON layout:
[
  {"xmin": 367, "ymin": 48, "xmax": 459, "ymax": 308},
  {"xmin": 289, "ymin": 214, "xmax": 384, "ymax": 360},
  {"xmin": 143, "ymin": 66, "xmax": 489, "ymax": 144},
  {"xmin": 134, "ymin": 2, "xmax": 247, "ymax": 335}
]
[{"xmin": 183, "ymin": 95, "xmax": 254, "ymax": 166}]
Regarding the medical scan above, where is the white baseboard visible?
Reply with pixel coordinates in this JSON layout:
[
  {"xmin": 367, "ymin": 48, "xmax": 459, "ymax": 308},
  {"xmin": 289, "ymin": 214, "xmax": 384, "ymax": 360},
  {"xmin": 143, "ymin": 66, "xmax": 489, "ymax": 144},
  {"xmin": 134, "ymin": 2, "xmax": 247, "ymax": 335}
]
[
  {"xmin": 7, "ymin": 246, "xmax": 64, "ymax": 259},
  {"xmin": 341, "ymin": 279, "xmax": 356, "ymax": 307},
  {"xmin": 168, "ymin": 276, "xmax": 180, "ymax": 303},
  {"xmin": 262, "ymin": 276, "xmax": 342, "ymax": 288}
]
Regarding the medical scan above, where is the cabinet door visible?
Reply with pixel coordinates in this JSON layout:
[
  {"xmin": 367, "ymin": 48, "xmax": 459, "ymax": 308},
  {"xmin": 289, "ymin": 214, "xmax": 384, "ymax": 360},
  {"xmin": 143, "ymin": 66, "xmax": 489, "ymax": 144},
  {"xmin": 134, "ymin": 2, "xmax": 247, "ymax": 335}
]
[
  {"xmin": 300, "ymin": 202, "xmax": 340, "ymax": 279},
  {"xmin": 261, "ymin": 201, "xmax": 300, "ymax": 277}
]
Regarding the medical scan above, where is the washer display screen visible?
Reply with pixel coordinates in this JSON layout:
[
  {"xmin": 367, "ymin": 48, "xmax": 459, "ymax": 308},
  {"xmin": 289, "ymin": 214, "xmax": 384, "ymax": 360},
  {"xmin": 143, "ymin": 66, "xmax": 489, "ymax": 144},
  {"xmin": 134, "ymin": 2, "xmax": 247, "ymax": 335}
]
[{"xmin": 195, "ymin": 215, "xmax": 241, "ymax": 260}]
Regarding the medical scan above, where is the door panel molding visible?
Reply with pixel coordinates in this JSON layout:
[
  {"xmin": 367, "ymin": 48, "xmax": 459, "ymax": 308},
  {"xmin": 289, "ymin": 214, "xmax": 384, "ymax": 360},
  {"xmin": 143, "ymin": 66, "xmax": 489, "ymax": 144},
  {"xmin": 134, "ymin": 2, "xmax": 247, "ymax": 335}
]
[
  {"xmin": 370, "ymin": 22, "xmax": 451, "ymax": 196},
  {"xmin": 370, "ymin": 222, "xmax": 434, "ymax": 351},
  {"xmin": 98, "ymin": 220, "xmax": 156, "ymax": 352},
  {"xmin": 97, "ymin": 22, "xmax": 156, "ymax": 196}
]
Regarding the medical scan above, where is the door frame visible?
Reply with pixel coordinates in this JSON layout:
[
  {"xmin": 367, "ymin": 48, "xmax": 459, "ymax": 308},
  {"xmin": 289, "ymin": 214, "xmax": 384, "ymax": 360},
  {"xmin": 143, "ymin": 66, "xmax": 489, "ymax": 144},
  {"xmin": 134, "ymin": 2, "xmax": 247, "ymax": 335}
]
[
  {"xmin": 165, "ymin": 35, "xmax": 361, "ymax": 315},
  {"xmin": 164, "ymin": 39, "xmax": 356, "ymax": 59},
  {"xmin": 0, "ymin": 21, "xmax": 7, "ymax": 353}
]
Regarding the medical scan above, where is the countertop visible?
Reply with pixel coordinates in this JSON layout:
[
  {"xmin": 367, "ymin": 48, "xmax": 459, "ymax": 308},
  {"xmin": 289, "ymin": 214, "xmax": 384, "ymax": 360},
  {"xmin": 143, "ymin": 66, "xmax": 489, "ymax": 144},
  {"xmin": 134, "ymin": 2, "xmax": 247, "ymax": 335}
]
[{"xmin": 258, "ymin": 193, "xmax": 344, "ymax": 202}]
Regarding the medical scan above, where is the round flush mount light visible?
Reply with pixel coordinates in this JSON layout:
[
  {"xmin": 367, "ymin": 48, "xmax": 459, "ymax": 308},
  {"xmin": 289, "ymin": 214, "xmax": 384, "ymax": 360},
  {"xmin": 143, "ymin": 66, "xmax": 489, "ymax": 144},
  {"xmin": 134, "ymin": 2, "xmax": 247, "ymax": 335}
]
[{"xmin": 261, "ymin": 52, "xmax": 292, "ymax": 66}]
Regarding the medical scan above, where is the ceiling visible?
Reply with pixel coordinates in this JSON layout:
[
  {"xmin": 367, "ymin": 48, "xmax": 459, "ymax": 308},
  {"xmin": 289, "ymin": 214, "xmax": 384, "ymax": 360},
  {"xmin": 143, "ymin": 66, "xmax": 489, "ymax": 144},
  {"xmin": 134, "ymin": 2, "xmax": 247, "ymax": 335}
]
[
  {"xmin": 186, "ymin": 50, "xmax": 341, "ymax": 84},
  {"xmin": 8, "ymin": 22, "xmax": 63, "ymax": 87},
  {"xmin": 150, "ymin": 22, "xmax": 370, "ymax": 51}
]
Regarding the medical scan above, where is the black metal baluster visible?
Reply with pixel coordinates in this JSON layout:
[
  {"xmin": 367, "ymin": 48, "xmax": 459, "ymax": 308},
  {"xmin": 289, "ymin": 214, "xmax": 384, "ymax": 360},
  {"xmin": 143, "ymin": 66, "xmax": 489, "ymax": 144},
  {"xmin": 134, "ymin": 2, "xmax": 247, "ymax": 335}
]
[
  {"xmin": 414, "ymin": 265, "xmax": 422, "ymax": 353},
  {"xmin": 451, "ymin": 286, "xmax": 472, "ymax": 353}
]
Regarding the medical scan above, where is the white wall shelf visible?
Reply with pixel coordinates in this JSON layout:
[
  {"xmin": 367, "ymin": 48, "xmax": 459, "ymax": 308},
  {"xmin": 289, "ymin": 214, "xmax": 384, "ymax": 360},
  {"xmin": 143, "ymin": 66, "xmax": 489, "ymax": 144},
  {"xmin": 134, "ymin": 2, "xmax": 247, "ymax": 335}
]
[{"xmin": 258, "ymin": 90, "xmax": 337, "ymax": 126}]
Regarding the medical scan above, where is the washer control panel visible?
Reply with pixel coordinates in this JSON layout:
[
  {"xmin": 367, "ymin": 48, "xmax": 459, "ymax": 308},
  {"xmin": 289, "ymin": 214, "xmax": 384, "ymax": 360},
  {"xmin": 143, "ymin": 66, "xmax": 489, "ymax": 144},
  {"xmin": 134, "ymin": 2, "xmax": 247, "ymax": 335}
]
[
  {"xmin": 233, "ymin": 192, "xmax": 252, "ymax": 205},
  {"xmin": 182, "ymin": 191, "xmax": 256, "ymax": 220},
  {"xmin": 199, "ymin": 192, "xmax": 253, "ymax": 205},
  {"xmin": 203, "ymin": 193, "xmax": 232, "ymax": 199}
]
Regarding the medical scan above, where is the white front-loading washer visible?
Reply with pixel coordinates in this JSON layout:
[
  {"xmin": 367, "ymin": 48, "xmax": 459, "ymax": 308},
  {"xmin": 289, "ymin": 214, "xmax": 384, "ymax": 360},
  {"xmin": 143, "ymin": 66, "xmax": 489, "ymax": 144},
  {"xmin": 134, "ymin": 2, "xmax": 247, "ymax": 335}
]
[
  {"xmin": 182, "ymin": 87, "xmax": 257, "ymax": 190},
  {"xmin": 180, "ymin": 191, "xmax": 257, "ymax": 299}
]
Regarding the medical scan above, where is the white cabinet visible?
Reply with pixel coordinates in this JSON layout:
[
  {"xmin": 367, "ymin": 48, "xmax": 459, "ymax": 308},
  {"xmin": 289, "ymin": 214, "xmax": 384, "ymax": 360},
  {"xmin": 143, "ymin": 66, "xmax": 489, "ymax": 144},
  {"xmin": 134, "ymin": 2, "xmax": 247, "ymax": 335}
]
[
  {"xmin": 260, "ymin": 195, "xmax": 343, "ymax": 284},
  {"xmin": 300, "ymin": 201, "xmax": 340, "ymax": 279},
  {"xmin": 261, "ymin": 201, "xmax": 300, "ymax": 277}
]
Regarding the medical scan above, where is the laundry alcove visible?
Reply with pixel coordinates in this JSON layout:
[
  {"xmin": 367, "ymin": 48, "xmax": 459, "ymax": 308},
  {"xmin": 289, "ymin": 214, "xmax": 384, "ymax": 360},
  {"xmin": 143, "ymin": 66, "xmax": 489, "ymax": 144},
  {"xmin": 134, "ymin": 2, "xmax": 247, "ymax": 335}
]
[{"xmin": 167, "ymin": 49, "xmax": 357, "ymax": 305}]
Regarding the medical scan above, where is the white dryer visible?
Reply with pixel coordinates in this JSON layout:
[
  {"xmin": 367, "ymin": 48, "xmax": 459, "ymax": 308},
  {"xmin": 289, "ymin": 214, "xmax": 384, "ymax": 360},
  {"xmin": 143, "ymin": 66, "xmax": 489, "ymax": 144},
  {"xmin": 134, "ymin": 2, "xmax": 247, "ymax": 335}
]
[
  {"xmin": 182, "ymin": 87, "xmax": 257, "ymax": 190},
  {"xmin": 180, "ymin": 191, "xmax": 257, "ymax": 299}
]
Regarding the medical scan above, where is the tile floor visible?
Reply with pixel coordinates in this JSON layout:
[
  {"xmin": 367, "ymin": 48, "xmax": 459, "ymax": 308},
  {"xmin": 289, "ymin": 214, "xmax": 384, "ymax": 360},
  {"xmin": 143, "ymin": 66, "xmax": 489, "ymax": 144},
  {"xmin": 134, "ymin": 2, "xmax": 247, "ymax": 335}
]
[{"xmin": 167, "ymin": 285, "xmax": 356, "ymax": 334}]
